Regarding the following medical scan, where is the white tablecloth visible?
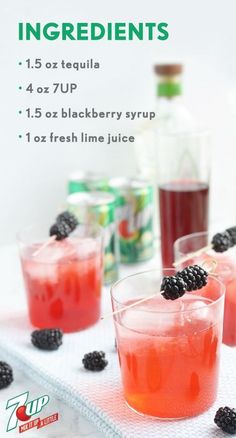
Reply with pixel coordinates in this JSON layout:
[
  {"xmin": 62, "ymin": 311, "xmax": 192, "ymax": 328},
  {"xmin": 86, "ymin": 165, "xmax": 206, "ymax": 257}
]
[{"xmin": 0, "ymin": 245, "xmax": 235, "ymax": 438}]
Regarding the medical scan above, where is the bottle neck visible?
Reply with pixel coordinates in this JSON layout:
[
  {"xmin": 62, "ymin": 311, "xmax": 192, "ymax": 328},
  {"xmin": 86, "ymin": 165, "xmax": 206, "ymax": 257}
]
[{"xmin": 157, "ymin": 76, "xmax": 182, "ymax": 99}]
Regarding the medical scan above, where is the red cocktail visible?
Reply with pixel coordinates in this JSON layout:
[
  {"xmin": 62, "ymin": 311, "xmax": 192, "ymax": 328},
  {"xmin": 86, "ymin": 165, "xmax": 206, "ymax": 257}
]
[
  {"xmin": 111, "ymin": 270, "xmax": 224, "ymax": 418},
  {"xmin": 175, "ymin": 231, "xmax": 236, "ymax": 347},
  {"xmin": 18, "ymin": 224, "xmax": 103, "ymax": 332}
]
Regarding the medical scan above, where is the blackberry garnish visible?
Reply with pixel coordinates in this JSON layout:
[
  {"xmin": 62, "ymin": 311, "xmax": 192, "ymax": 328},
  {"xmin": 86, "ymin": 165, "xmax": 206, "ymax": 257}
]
[
  {"xmin": 226, "ymin": 227, "xmax": 236, "ymax": 246},
  {"xmin": 0, "ymin": 361, "xmax": 13, "ymax": 389},
  {"xmin": 49, "ymin": 222, "xmax": 71, "ymax": 241},
  {"xmin": 212, "ymin": 231, "xmax": 233, "ymax": 253},
  {"xmin": 161, "ymin": 276, "xmax": 187, "ymax": 300},
  {"xmin": 31, "ymin": 329, "xmax": 63, "ymax": 351},
  {"xmin": 161, "ymin": 264, "xmax": 208, "ymax": 300},
  {"xmin": 177, "ymin": 265, "xmax": 208, "ymax": 291},
  {"xmin": 56, "ymin": 211, "xmax": 78, "ymax": 232},
  {"xmin": 82, "ymin": 351, "xmax": 108, "ymax": 371},
  {"xmin": 214, "ymin": 406, "xmax": 236, "ymax": 434}
]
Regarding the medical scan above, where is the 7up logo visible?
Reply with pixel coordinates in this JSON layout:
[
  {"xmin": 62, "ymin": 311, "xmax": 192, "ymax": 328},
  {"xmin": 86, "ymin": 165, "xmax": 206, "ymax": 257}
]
[{"xmin": 6, "ymin": 392, "xmax": 49, "ymax": 432}]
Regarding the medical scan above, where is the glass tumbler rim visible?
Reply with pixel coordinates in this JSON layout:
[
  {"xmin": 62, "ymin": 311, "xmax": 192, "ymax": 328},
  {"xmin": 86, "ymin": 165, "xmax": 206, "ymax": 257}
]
[
  {"xmin": 111, "ymin": 268, "xmax": 225, "ymax": 316},
  {"xmin": 174, "ymin": 230, "xmax": 210, "ymax": 255},
  {"xmin": 17, "ymin": 221, "xmax": 103, "ymax": 245}
]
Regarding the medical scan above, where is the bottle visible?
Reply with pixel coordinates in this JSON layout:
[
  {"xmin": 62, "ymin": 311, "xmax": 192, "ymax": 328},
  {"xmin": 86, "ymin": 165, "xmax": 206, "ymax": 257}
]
[
  {"xmin": 134, "ymin": 64, "xmax": 195, "ymax": 238},
  {"xmin": 134, "ymin": 63, "xmax": 195, "ymax": 182},
  {"xmin": 158, "ymin": 130, "xmax": 210, "ymax": 268}
]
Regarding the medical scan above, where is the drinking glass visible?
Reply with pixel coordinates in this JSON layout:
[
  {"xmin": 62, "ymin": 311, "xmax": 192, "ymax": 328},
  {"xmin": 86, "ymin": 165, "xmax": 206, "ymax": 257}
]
[
  {"xmin": 18, "ymin": 223, "xmax": 103, "ymax": 332},
  {"xmin": 111, "ymin": 269, "xmax": 225, "ymax": 418},
  {"xmin": 175, "ymin": 231, "xmax": 236, "ymax": 346}
]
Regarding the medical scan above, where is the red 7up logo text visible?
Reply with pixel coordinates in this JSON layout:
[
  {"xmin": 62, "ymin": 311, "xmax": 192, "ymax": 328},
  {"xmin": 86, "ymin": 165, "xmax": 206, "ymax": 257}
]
[{"xmin": 6, "ymin": 391, "xmax": 49, "ymax": 432}]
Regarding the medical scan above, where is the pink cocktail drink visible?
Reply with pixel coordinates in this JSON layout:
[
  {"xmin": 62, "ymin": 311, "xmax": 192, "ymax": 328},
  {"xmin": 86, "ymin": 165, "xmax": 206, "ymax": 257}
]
[
  {"xmin": 111, "ymin": 270, "xmax": 224, "ymax": 419},
  {"xmin": 19, "ymin": 224, "xmax": 103, "ymax": 333},
  {"xmin": 174, "ymin": 231, "xmax": 236, "ymax": 347},
  {"xmin": 223, "ymin": 274, "xmax": 236, "ymax": 346}
]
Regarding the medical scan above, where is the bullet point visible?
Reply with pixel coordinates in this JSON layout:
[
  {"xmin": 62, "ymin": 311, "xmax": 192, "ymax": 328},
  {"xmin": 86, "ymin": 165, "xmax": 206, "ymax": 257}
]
[
  {"xmin": 19, "ymin": 135, "xmax": 22, "ymax": 139},
  {"xmin": 18, "ymin": 62, "xmax": 22, "ymax": 66},
  {"xmin": 19, "ymin": 110, "xmax": 22, "ymax": 114},
  {"xmin": 19, "ymin": 86, "xmax": 22, "ymax": 90}
]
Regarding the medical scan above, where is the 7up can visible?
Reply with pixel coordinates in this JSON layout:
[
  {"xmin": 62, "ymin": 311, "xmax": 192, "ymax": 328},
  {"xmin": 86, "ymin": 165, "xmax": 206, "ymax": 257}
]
[
  {"xmin": 109, "ymin": 178, "xmax": 154, "ymax": 263},
  {"xmin": 67, "ymin": 192, "xmax": 119, "ymax": 285},
  {"xmin": 68, "ymin": 171, "xmax": 108, "ymax": 194}
]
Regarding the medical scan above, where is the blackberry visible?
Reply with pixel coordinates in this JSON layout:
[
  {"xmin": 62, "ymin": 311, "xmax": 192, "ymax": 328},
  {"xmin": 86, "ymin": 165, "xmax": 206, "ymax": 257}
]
[
  {"xmin": 82, "ymin": 351, "xmax": 108, "ymax": 371},
  {"xmin": 214, "ymin": 406, "xmax": 236, "ymax": 434},
  {"xmin": 56, "ymin": 211, "xmax": 78, "ymax": 232},
  {"xmin": 161, "ymin": 265, "xmax": 208, "ymax": 300},
  {"xmin": 212, "ymin": 231, "xmax": 233, "ymax": 253},
  {"xmin": 177, "ymin": 265, "xmax": 208, "ymax": 291},
  {"xmin": 31, "ymin": 329, "xmax": 63, "ymax": 351},
  {"xmin": 49, "ymin": 222, "xmax": 71, "ymax": 241},
  {"xmin": 226, "ymin": 227, "xmax": 236, "ymax": 246},
  {"xmin": 0, "ymin": 361, "xmax": 13, "ymax": 389},
  {"xmin": 161, "ymin": 276, "xmax": 187, "ymax": 300}
]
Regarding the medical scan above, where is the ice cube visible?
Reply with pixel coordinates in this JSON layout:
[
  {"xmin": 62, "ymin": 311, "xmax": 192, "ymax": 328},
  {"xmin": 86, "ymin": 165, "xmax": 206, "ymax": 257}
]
[
  {"xmin": 73, "ymin": 237, "xmax": 98, "ymax": 260},
  {"xmin": 34, "ymin": 240, "xmax": 77, "ymax": 264},
  {"xmin": 119, "ymin": 295, "xmax": 213, "ymax": 338},
  {"xmin": 214, "ymin": 253, "xmax": 236, "ymax": 283},
  {"xmin": 180, "ymin": 296, "xmax": 213, "ymax": 328},
  {"xmin": 185, "ymin": 299, "xmax": 210, "ymax": 319},
  {"xmin": 24, "ymin": 260, "xmax": 58, "ymax": 283},
  {"xmin": 23, "ymin": 241, "xmax": 77, "ymax": 283},
  {"xmin": 120, "ymin": 297, "xmax": 178, "ymax": 336}
]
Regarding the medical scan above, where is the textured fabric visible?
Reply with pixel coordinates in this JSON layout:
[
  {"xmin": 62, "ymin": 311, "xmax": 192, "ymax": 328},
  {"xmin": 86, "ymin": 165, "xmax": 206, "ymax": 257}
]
[{"xmin": 0, "ymin": 298, "xmax": 235, "ymax": 438}]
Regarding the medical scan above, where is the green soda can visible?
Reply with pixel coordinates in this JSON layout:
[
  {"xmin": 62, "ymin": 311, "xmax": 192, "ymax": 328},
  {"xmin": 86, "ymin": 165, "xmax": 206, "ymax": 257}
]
[
  {"xmin": 109, "ymin": 178, "xmax": 154, "ymax": 263},
  {"xmin": 67, "ymin": 192, "xmax": 119, "ymax": 285},
  {"xmin": 68, "ymin": 171, "xmax": 108, "ymax": 194}
]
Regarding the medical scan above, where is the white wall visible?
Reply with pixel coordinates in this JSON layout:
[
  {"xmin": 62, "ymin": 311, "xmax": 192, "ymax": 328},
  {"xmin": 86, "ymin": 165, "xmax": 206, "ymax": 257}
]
[{"xmin": 1, "ymin": 0, "xmax": 236, "ymax": 244}]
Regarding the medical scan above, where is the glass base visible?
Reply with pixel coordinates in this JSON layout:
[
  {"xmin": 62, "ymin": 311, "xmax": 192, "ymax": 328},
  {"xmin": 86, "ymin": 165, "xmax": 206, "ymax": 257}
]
[
  {"xmin": 29, "ymin": 313, "xmax": 100, "ymax": 333},
  {"xmin": 125, "ymin": 401, "xmax": 209, "ymax": 421}
]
